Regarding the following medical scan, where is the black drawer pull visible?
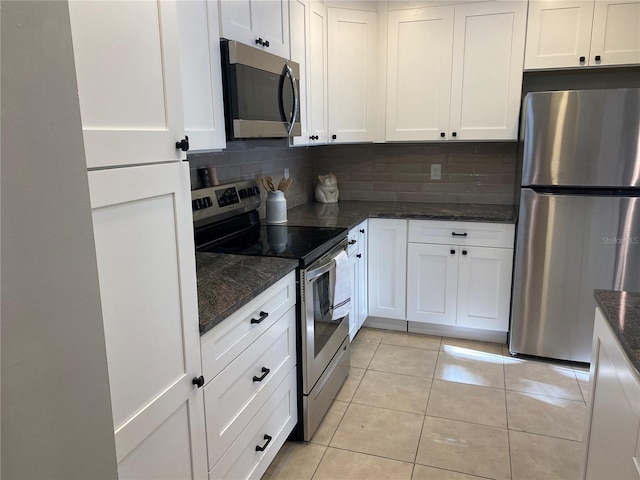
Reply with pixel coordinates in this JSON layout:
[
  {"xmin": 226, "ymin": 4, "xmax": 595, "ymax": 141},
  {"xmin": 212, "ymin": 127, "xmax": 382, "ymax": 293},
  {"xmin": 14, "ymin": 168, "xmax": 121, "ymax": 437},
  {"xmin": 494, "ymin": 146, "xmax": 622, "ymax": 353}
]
[
  {"xmin": 255, "ymin": 434, "xmax": 273, "ymax": 452},
  {"xmin": 253, "ymin": 367, "xmax": 271, "ymax": 382},
  {"xmin": 250, "ymin": 311, "xmax": 269, "ymax": 324},
  {"xmin": 452, "ymin": 232, "xmax": 468, "ymax": 237},
  {"xmin": 348, "ymin": 239, "xmax": 357, "ymax": 245}
]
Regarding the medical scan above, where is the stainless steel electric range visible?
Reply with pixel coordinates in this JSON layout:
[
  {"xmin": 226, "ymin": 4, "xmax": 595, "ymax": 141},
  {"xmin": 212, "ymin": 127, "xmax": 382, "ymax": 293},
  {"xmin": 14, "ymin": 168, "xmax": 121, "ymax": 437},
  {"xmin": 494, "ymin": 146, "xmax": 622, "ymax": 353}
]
[{"xmin": 192, "ymin": 179, "xmax": 350, "ymax": 441}]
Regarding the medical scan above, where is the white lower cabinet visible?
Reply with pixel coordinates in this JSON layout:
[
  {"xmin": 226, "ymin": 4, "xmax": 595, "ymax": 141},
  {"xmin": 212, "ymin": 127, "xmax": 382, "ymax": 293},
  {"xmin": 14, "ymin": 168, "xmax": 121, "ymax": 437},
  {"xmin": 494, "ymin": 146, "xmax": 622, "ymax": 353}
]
[
  {"xmin": 406, "ymin": 220, "xmax": 514, "ymax": 333},
  {"xmin": 407, "ymin": 242, "xmax": 513, "ymax": 332},
  {"xmin": 89, "ymin": 162, "xmax": 207, "ymax": 478},
  {"xmin": 348, "ymin": 220, "xmax": 368, "ymax": 340},
  {"xmin": 583, "ymin": 307, "xmax": 640, "ymax": 480},
  {"xmin": 200, "ymin": 272, "xmax": 297, "ymax": 480},
  {"xmin": 368, "ymin": 218, "xmax": 407, "ymax": 320}
]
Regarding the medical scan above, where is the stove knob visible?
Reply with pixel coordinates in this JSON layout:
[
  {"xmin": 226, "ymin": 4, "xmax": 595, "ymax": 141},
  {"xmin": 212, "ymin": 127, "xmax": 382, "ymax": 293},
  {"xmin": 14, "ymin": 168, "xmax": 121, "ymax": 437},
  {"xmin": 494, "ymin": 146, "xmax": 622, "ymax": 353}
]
[
  {"xmin": 252, "ymin": 186, "xmax": 260, "ymax": 196},
  {"xmin": 238, "ymin": 188, "xmax": 247, "ymax": 199},
  {"xmin": 203, "ymin": 197, "xmax": 213, "ymax": 208},
  {"xmin": 192, "ymin": 198, "xmax": 204, "ymax": 211}
]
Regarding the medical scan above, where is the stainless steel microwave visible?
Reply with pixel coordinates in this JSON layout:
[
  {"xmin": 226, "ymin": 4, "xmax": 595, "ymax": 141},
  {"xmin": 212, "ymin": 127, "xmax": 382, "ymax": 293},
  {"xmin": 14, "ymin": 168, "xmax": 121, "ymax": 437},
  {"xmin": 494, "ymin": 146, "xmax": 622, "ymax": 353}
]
[{"xmin": 220, "ymin": 39, "xmax": 300, "ymax": 139}]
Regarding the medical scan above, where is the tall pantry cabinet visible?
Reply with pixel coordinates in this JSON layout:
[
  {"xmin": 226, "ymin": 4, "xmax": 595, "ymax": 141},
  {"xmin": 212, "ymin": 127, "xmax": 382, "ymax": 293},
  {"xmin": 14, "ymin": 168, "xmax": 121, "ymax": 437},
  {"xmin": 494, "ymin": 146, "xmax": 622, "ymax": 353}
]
[{"xmin": 68, "ymin": 1, "xmax": 207, "ymax": 478}]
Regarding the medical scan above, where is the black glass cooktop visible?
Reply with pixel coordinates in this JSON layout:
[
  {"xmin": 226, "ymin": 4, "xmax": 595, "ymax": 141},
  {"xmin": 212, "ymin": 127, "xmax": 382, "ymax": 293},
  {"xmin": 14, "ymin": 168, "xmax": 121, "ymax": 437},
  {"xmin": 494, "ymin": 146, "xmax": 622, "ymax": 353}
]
[{"xmin": 196, "ymin": 218, "xmax": 347, "ymax": 267}]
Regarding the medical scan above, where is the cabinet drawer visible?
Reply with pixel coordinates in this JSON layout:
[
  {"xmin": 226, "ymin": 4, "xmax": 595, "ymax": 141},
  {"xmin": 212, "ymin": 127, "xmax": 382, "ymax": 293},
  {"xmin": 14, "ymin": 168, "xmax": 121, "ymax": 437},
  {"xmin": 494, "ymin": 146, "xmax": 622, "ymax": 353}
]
[
  {"xmin": 408, "ymin": 220, "xmax": 515, "ymax": 248},
  {"xmin": 204, "ymin": 306, "xmax": 296, "ymax": 468},
  {"xmin": 209, "ymin": 368, "xmax": 297, "ymax": 480},
  {"xmin": 201, "ymin": 272, "xmax": 295, "ymax": 380}
]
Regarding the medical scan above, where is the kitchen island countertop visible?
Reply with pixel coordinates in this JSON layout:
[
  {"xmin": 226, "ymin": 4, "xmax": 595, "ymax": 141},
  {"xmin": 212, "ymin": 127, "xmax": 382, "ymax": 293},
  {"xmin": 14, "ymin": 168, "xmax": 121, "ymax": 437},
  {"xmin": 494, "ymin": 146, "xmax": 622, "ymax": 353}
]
[
  {"xmin": 594, "ymin": 289, "xmax": 640, "ymax": 375},
  {"xmin": 285, "ymin": 200, "xmax": 516, "ymax": 229},
  {"xmin": 196, "ymin": 253, "xmax": 298, "ymax": 335}
]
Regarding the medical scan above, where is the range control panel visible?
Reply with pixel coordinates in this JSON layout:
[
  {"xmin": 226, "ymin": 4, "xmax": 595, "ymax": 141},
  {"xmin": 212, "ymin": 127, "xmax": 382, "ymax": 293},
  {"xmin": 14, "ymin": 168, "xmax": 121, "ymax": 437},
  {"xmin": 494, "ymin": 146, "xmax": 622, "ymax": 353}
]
[{"xmin": 191, "ymin": 179, "xmax": 261, "ymax": 227}]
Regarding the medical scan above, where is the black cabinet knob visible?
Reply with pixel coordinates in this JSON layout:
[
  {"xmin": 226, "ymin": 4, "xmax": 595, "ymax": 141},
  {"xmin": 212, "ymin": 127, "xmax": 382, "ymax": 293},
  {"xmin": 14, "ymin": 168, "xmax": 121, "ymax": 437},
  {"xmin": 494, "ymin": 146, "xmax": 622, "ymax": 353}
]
[
  {"xmin": 348, "ymin": 239, "xmax": 357, "ymax": 245},
  {"xmin": 176, "ymin": 136, "xmax": 190, "ymax": 152},
  {"xmin": 360, "ymin": 229, "xmax": 365, "ymax": 233},
  {"xmin": 332, "ymin": 134, "xmax": 337, "ymax": 140},
  {"xmin": 192, "ymin": 376, "xmax": 205, "ymax": 388},
  {"xmin": 579, "ymin": 56, "xmax": 586, "ymax": 62},
  {"xmin": 450, "ymin": 249, "xmax": 455, "ymax": 255},
  {"xmin": 256, "ymin": 37, "xmax": 264, "ymax": 46},
  {"xmin": 451, "ymin": 132, "xmax": 457, "ymax": 137},
  {"xmin": 264, "ymin": 40, "xmax": 270, "ymax": 48},
  {"xmin": 440, "ymin": 132, "xmax": 445, "ymax": 138},
  {"xmin": 595, "ymin": 55, "xmax": 601, "ymax": 62},
  {"xmin": 462, "ymin": 250, "xmax": 468, "ymax": 255},
  {"xmin": 356, "ymin": 254, "xmax": 362, "ymax": 258}
]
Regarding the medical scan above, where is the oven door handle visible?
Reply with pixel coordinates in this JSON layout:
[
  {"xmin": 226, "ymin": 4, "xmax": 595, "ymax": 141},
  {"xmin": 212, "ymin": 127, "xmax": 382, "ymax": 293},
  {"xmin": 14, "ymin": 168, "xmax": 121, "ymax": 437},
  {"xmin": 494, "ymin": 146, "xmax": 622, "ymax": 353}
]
[{"xmin": 306, "ymin": 258, "xmax": 335, "ymax": 282}]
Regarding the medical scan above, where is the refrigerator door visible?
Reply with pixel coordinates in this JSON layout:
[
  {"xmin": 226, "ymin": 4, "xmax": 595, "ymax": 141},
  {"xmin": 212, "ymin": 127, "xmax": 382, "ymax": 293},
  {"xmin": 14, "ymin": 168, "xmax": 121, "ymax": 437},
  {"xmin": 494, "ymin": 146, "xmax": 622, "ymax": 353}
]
[
  {"xmin": 521, "ymin": 89, "xmax": 640, "ymax": 188},
  {"xmin": 510, "ymin": 189, "xmax": 640, "ymax": 362}
]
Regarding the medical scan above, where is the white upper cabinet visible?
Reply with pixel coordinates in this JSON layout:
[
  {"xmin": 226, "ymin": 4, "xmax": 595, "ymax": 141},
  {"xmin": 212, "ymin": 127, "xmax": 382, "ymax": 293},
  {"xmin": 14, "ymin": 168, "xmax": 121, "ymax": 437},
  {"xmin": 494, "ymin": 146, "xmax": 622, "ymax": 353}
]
[
  {"xmin": 590, "ymin": 1, "xmax": 640, "ymax": 66},
  {"xmin": 68, "ymin": 0, "xmax": 186, "ymax": 168},
  {"xmin": 219, "ymin": 0, "xmax": 290, "ymax": 59},
  {"xmin": 449, "ymin": 1, "xmax": 527, "ymax": 141},
  {"xmin": 384, "ymin": 1, "xmax": 526, "ymax": 142},
  {"xmin": 386, "ymin": 7, "xmax": 454, "ymax": 142},
  {"xmin": 176, "ymin": 0, "xmax": 227, "ymax": 151},
  {"xmin": 290, "ymin": 0, "xmax": 328, "ymax": 146},
  {"xmin": 525, "ymin": 0, "xmax": 640, "ymax": 69},
  {"xmin": 328, "ymin": 8, "xmax": 378, "ymax": 143}
]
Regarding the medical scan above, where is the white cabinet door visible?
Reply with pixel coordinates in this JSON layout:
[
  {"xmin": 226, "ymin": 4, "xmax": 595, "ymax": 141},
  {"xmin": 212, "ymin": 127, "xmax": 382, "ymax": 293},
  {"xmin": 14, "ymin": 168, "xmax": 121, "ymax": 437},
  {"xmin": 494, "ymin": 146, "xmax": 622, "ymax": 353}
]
[
  {"xmin": 357, "ymin": 220, "xmax": 368, "ymax": 329},
  {"xmin": 407, "ymin": 243, "xmax": 458, "ymax": 325},
  {"xmin": 456, "ymin": 246, "xmax": 513, "ymax": 332},
  {"xmin": 328, "ymin": 8, "xmax": 377, "ymax": 143},
  {"xmin": 89, "ymin": 163, "xmax": 207, "ymax": 478},
  {"xmin": 219, "ymin": 0, "xmax": 290, "ymax": 59},
  {"xmin": 449, "ymin": 1, "xmax": 526, "ymax": 140},
  {"xmin": 386, "ymin": 6, "xmax": 454, "ymax": 141},
  {"xmin": 590, "ymin": 0, "xmax": 640, "ymax": 66},
  {"xmin": 309, "ymin": 1, "xmax": 329, "ymax": 144},
  {"xmin": 177, "ymin": 0, "xmax": 227, "ymax": 151},
  {"xmin": 68, "ymin": 1, "xmax": 186, "ymax": 169},
  {"xmin": 368, "ymin": 219, "xmax": 407, "ymax": 320},
  {"xmin": 524, "ymin": 0, "xmax": 595, "ymax": 69},
  {"xmin": 290, "ymin": 0, "xmax": 329, "ymax": 146},
  {"xmin": 348, "ymin": 252, "xmax": 359, "ymax": 341},
  {"xmin": 290, "ymin": 0, "xmax": 311, "ymax": 146}
]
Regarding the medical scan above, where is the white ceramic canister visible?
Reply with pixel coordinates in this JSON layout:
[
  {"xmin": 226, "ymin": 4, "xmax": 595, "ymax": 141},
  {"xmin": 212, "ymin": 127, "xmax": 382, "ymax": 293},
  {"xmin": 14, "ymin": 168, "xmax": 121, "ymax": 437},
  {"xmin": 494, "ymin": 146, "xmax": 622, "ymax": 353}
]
[{"xmin": 265, "ymin": 190, "xmax": 287, "ymax": 224}]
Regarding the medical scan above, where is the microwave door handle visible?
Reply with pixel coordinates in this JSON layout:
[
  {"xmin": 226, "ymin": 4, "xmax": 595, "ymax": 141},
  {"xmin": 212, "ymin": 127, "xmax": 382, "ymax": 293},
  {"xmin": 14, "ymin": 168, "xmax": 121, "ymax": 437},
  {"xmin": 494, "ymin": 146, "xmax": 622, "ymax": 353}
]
[{"xmin": 284, "ymin": 63, "xmax": 298, "ymax": 136}]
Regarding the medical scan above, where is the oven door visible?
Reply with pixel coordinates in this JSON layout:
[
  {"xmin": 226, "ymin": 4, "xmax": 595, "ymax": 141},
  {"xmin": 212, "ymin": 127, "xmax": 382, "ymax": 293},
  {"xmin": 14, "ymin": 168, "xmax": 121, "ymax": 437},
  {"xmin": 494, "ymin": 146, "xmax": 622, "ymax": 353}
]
[{"xmin": 302, "ymin": 246, "xmax": 349, "ymax": 394}]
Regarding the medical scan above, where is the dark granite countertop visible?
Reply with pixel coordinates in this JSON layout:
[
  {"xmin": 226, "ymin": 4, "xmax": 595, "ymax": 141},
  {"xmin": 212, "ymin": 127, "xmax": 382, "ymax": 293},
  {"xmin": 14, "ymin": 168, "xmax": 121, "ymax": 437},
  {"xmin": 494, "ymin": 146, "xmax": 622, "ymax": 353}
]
[
  {"xmin": 196, "ymin": 253, "xmax": 298, "ymax": 335},
  {"xmin": 594, "ymin": 289, "xmax": 640, "ymax": 376},
  {"xmin": 285, "ymin": 200, "xmax": 516, "ymax": 229}
]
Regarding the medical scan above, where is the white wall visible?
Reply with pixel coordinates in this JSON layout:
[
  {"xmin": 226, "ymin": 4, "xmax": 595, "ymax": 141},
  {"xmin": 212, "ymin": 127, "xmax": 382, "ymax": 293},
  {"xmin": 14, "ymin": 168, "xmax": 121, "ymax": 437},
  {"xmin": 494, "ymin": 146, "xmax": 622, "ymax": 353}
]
[{"xmin": 1, "ymin": 1, "xmax": 118, "ymax": 478}]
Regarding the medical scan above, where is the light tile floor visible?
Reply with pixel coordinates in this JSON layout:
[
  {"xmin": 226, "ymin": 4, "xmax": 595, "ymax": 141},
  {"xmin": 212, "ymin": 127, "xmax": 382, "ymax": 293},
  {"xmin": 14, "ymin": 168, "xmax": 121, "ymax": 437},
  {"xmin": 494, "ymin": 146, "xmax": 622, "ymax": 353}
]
[{"xmin": 263, "ymin": 328, "xmax": 588, "ymax": 480}]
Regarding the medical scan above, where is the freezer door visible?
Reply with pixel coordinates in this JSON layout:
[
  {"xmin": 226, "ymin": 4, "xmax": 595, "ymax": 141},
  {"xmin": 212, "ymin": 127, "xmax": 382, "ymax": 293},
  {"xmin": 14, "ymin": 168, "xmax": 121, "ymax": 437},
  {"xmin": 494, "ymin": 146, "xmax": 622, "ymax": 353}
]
[
  {"xmin": 521, "ymin": 89, "xmax": 640, "ymax": 188},
  {"xmin": 510, "ymin": 189, "xmax": 640, "ymax": 362}
]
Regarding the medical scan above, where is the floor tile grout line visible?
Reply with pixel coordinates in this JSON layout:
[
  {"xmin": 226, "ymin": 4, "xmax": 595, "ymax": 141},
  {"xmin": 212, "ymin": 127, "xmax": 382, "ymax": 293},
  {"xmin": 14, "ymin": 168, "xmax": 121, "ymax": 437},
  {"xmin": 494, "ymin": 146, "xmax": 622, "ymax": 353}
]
[
  {"xmin": 309, "ymin": 444, "xmax": 329, "ymax": 480},
  {"xmin": 412, "ymin": 461, "xmax": 497, "ymax": 480},
  {"xmin": 506, "ymin": 426, "xmax": 584, "ymax": 444}
]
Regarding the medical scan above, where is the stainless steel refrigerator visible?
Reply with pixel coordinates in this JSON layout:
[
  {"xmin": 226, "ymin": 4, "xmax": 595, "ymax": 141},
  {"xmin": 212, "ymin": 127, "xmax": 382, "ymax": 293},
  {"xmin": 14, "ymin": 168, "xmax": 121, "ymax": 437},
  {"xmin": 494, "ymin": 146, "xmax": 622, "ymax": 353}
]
[{"xmin": 510, "ymin": 89, "xmax": 640, "ymax": 363}]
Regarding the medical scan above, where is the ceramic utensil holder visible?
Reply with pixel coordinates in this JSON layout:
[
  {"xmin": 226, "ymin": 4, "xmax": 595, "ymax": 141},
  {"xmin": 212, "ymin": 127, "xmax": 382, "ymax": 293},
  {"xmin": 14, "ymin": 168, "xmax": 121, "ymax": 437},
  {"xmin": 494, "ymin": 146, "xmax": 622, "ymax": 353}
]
[{"xmin": 266, "ymin": 190, "xmax": 287, "ymax": 224}]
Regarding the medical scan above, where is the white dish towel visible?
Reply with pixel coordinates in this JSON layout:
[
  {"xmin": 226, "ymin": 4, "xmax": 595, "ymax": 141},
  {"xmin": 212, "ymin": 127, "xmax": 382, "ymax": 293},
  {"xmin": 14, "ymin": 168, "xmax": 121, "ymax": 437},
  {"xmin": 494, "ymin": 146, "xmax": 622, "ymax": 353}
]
[{"xmin": 332, "ymin": 250, "xmax": 351, "ymax": 320}]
